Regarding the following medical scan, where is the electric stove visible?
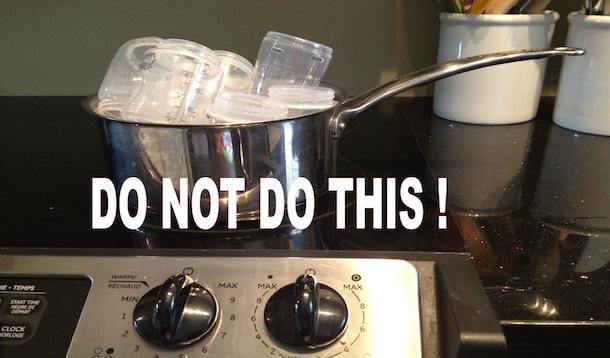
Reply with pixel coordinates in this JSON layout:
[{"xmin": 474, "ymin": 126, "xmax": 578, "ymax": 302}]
[{"xmin": 0, "ymin": 97, "xmax": 608, "ymax": 357}]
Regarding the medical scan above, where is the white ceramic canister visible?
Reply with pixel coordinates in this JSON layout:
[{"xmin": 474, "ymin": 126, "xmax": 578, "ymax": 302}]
[
  {"xmin": 434, "ymin": 11, "xmax": 559, "ymax": 125},
  {"xmin": 553, "ymin": 13, "xmax": 610, "ymax": 136}
]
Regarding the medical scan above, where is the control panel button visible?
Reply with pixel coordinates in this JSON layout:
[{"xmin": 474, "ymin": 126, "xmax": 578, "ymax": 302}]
[
  {"xmin": 3, "ymin": 296, "xmax": 44, "ymax": 316},
  {"xmin": 0, "ymin": 322, "xmax": 33, "ymax": 344}
]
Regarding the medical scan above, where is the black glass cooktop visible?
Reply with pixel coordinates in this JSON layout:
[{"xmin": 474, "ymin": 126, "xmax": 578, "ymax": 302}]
[{"xmin": 1, "ymin": 97, "xmax": 609, "ymax": 352}]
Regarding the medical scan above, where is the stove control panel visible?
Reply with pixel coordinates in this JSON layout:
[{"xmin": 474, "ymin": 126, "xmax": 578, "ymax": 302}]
[{"xmin": 0, "ymin": 256, "xmax": 421, "ymax": 357}]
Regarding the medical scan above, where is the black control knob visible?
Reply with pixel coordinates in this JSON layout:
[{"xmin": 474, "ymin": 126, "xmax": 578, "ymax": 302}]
[
  {"xmin": 133, "ymin": 274, "xmax": 217, "ymax": 346},
  {"xmin": 264, "ymin": 274, "xmax": 348, "ymax": 349}
]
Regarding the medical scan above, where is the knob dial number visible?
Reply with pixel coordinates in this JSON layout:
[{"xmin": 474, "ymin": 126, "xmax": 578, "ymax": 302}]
[{"xmin": 133, "ymin": 274, "xmax": 217, "ymax": 346}]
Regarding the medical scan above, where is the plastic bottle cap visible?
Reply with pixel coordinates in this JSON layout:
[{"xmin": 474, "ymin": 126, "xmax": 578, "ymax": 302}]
[
  {"xmin": 208, "ymin": 92, "xmax": 289, "ymax": 123},
  {"xmin": 268, "ymin": 85, "xmax": 336, "ymax": 110}
]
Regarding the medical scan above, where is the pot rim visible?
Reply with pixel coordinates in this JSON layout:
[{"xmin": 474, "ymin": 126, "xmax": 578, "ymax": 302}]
[
  {"xmin": 568, "ymin": 11, "xmax": 610, "ymax": 27},
  {"xmin": 83, "ymin": 83, "xmax": 348, "ymax": 129},
  {"xmin": 439, "ymin": 10, "xmax": 559, "ymax": 25}
]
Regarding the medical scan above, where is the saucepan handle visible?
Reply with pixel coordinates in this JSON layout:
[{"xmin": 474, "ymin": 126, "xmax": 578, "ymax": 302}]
[{"xmin": 328, "ymin": 47, "xmax": 585, "ymax": 139}]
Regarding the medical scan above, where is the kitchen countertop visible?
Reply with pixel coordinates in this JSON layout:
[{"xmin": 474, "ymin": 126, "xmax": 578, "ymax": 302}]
[
  {"xmin": 403, "ymin": 98, "xmax": 610, "ymax": 324},
  {"xmin": 1, "ymin": 96, "xmax": 609, "ymax": 354},
  {"xmin": 401, "ymin": 98, "xmax": 610, "ymax": 355}
]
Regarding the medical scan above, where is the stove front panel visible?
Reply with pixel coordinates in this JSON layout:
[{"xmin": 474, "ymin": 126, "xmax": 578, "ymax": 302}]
[{"xmin": 0, "ymin": 255, "xmax": 421, "ymax": 358}]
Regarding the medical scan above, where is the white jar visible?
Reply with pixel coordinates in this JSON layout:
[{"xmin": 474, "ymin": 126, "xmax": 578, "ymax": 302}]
[
  {"xmin": 433, "ymin": 12, "xmax": 559, "ymax": 125},
  {"xmin": 553, "ymin": 13, "xmax": 610, "ymax": 136}
]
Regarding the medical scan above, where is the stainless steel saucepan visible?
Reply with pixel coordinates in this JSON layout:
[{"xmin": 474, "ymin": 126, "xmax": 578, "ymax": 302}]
[{"xmin": 85, "ymin": 47, "xmax": 584, "ymax": 222}]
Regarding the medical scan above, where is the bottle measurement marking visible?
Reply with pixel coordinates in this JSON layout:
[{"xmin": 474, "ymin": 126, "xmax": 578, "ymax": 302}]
[{"xmin": 170, "ymin": 59, "xmax": 200, "ymax": 122}]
